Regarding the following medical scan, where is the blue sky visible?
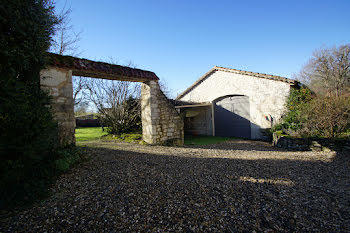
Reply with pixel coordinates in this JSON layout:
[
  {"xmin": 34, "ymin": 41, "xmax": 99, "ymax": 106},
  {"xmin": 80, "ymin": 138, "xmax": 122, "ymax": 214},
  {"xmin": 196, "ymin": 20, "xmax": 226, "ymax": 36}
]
[{"xmin": 56, "ymin": 0, "xmax": 350, "ymax": 97}]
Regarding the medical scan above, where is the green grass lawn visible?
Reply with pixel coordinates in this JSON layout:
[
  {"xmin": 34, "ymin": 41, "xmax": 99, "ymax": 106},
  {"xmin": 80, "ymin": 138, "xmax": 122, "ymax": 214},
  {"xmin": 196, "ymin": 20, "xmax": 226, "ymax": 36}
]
[
  {"xmin": 75, "ymin": 127, "xmax": 232, "ymax": 145},
  {"xmin": 184, "ymin": 135, "xmax": 232, "ymax": 145},
  {"xmin": 75, "ymin": 127, "xmax": 108, "ymax": 142},
  {"xmin": 102, "ymin": 133, "xmax": 142, "ymax": 143}
]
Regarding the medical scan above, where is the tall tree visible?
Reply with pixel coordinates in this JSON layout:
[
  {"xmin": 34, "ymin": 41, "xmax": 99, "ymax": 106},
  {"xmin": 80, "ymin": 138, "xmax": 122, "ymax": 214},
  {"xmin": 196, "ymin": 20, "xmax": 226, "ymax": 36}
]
[
  {"xmin": 298, "ymin": 44, "xmax": 350, "ymax": 97},
  {"xmin": 0, "ymin": 0, "xmax": 58, "ymax": 158},
  {"xmin": 0, "ymin": 0, "xmax": 59, "ymax": 207}
]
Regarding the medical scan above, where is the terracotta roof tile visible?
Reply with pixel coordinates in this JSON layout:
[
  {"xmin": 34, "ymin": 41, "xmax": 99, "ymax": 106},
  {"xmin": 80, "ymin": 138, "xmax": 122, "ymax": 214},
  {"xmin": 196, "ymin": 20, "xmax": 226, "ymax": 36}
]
[{"xmin": 47, "ymin": 53, "xmax": 159, "ymax": 82}]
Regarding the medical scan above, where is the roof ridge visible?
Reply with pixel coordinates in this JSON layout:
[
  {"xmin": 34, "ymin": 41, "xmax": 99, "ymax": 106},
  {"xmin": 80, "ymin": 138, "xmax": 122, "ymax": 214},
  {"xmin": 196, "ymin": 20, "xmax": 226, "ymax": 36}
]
[
  {"xmin": 213, "ymin": 66, "xmax": 293, "ymax": 82},
  {"xmin": 176, "ymin": 66, "xmax": 298, "ymax": 100}
]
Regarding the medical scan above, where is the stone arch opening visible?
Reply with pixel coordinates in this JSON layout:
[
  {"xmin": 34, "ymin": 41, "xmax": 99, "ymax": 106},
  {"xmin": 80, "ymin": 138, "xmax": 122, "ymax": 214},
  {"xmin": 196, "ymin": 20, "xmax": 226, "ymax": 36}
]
[{"xmin": 40, "ymin": 53, "xmax": 183, "ymax": 146}]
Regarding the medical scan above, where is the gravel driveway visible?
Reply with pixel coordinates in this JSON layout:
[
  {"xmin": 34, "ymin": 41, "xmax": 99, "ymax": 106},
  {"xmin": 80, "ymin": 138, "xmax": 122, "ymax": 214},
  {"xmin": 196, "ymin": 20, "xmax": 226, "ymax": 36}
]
[{"xmin": 1, "ymin": 139, "xmax": 350, "ymax": 232}]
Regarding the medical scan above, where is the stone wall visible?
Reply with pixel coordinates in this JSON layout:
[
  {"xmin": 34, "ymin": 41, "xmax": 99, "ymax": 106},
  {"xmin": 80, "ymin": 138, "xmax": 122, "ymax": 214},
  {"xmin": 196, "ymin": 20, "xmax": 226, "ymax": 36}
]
[
  {"xmin": 179, "ymin": 70, "xmax": 292, "ymax": 139},
  {"xmin": 40, "ymin": 67, "xmax": 75, "ymax": 146},
  {"xmin": 141, "ymin": 81, "xmax": 184, "ymax": 145},
  {"xmin": 272, "ymin": 133, "xmax": 350, "ymax": 152}
]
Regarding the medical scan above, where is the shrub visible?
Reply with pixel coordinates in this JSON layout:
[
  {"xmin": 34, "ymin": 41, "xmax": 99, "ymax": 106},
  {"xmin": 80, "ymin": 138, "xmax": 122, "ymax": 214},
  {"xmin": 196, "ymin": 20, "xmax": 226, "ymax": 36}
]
[
  {"xmin": 54, "ymin": 148, "xmax": 81, "ymax": 172},
  {"xmin": 99, "ymin": 96, "xmax": 142, "ymax": 135},
  {"xmin": 298, "ymin": 96, "xmax": 350, "ymax": 138},
  {"xmin": 271, "ymin": 87, "xmax": 312, "ymax": 134},
  {"xmin": 272, "ymin": 87, "xmax": 350, "ymax": 139},
  {"xmin": 0, "ymin": 147, "xmax": 81, "ymax": 208}
]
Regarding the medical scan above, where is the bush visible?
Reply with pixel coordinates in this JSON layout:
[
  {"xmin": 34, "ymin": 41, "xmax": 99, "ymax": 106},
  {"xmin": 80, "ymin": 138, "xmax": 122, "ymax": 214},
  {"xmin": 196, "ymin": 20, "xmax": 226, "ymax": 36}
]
[
  {"xmin": 0, "ymin": 158, "xmax": 56, "ymax": 208},
  {"xmin": 298, "ymin": 96, "xmax": 350, "ymax": 138},
  {"xmin": 54, "ymin": 147, "xmax": 81, "ymax": 172},
  {"xmin": 100, "ymin": 96, "xmax": 142, "ymax": 135},
  {"xmin": 271, "ymin": 87, "xmax": 312, "ymax": 134},
  {"xmin": 102, "ymin": 133, "xmax": 142, "ymax": 143},
  {"xmin": 272, "ymin": 87, "xmax": 350, "ymax": 139},
  {"xmin": 0, "ymin": 147, "xmax": 81, "ymax": 208}
]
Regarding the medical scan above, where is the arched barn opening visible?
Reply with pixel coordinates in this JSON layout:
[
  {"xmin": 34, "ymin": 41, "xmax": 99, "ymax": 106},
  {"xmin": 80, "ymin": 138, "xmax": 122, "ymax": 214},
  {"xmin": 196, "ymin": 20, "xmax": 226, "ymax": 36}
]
[{"xmin": 213, "ymin": 95, "xmax": 251, "ymax": 139}]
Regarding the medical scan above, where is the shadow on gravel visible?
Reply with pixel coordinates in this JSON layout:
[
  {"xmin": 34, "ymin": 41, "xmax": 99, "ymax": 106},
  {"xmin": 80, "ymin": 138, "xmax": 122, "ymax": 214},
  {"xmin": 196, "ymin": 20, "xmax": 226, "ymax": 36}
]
[
  {"xmin": 82, "ymin": 145, "xmax": 348, "ymax": 185},
  {"xmin": 2, "ymin": 144, "xmax": 349, "ymax": 232},
  {"xmin": 79, "ymin": 145, "xmax": 350, "ymax": 231},
  {"xmin": 184, "ymin": 139, "xmax": 285, "ymax": 152}
]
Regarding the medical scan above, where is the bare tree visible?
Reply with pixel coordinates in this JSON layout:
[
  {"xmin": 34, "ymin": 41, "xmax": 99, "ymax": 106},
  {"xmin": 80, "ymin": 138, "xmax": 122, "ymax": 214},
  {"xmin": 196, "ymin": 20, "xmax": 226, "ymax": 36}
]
[
  {"xmin": 72, "ymin": 76, "xmax": 89, "ymax": 108},
  {"xmin": 74, "ymin": 101, "xmax": 89, "ymax": 116},
  {"xmin": 85, "ymin": 78, "xmax": 141, "ymax": 134},
  {"xmin": 298, "ymin": 44, "xmax": 350, "ymax": 97},
  {"xmin": 158, "ymin": 79, "xmax": 173, "ymax": 99},
  {"xmin": 50, "ymin": 1, "xmax": 87, "ymax": 110},
  {"xmin": 50, "ymin": 1, "xmax": 82, "ymax": 56}
]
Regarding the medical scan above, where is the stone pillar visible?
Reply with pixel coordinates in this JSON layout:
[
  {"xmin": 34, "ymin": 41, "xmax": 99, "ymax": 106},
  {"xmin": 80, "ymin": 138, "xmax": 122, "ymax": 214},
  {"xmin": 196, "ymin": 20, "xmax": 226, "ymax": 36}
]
[
  {"xmin": 40, "ymin": 67, "xmax": 75, "ymax": 146},
  {"xmin": 141, "ymin": 81, "xmax": 184, "ymax": 145},
  {"xmin": 141, "ymin": 81, "xmax": 158, "ymax": 144}
]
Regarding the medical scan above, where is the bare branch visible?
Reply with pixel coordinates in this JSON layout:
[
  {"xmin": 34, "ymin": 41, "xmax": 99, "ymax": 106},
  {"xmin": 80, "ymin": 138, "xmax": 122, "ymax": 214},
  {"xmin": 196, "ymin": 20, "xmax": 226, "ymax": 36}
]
[
  {"xmin": 84, "ymin": 77, "xmax": 141, "ymax": 134},
  {"xmin": 50, "ymin": 1, "xmax": 82, "ymax": 56},
  {"xmin": 297, "ymin": 44, "xmax": 350, "ymax": 97}
]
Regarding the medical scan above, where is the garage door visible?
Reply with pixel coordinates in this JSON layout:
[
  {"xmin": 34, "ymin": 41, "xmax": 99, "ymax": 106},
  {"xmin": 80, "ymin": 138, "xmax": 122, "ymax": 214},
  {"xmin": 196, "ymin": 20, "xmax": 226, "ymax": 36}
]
[{"xmin": 214, "ymin": 96, "xmax": 251, "ymax": 139}]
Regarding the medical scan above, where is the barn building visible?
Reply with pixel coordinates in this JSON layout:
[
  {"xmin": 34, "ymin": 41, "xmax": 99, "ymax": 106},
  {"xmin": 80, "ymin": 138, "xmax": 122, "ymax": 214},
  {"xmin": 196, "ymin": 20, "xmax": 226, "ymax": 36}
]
[{"xmin": 176, "ymin": 66, "xmax": 299, "ymax": 140}]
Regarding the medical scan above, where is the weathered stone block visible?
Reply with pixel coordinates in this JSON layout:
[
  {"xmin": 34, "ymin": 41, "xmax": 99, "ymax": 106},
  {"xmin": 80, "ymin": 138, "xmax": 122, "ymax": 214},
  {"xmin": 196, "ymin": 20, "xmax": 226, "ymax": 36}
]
[
  {"xmin": 40, "ymin": 67, "xmax": 75, "ymax": 146},
  {"xmin": 40, "ymin": 68, "xmax": 68, "ymax": 87}
]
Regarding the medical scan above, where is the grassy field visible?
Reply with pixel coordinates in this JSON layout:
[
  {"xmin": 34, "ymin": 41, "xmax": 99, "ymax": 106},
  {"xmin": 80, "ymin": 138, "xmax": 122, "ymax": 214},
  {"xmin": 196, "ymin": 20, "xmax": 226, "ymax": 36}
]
[
  {"xmin": 75, "ymin": 127, "xmax": 108, "ymax": 142},
  {"xmin": 75, "ymin": 127, "xmax": 232, "ymax": 145}
]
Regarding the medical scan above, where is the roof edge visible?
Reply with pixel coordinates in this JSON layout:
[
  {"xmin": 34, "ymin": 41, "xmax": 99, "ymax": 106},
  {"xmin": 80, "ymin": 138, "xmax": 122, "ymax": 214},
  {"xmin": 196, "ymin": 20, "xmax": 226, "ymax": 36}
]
[
  {"xmin": 176, "ymin": 67, "xmax": 216, "ymax": 100},
  {"xmin": 176, "ymin": 66, "xmax": 298, "ymax": 100},
  {"xmin": 46, "ymin": 52, "xmax": 159, "ymax": 81}
]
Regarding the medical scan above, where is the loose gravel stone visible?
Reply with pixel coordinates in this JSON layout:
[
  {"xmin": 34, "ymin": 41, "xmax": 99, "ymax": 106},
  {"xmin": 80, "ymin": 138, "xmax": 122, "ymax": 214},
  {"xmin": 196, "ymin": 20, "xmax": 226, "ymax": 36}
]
[{"xmin": 1, "ymin": 139, "xmax": 349, "ymax": 232}]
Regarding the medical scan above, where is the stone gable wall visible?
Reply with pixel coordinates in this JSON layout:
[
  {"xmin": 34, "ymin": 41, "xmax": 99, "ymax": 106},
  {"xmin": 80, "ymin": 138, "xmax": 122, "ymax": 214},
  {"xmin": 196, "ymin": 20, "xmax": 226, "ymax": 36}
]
[
  {"xmin": 141, "ymin": 81, "xmax": 184, "ymax": 145},
  {"xmin": 179, "ymin": 71, "xmax": 292, "ymax": 139},
  {"xmin": 40, "ymin": 67, "xmax": 75, "ymax": 146}
]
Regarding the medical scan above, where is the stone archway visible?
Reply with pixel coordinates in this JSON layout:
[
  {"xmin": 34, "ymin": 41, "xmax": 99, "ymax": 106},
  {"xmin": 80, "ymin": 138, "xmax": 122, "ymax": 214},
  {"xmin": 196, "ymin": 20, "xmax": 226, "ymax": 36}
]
[{"xmin": 40, "ymin": 53, "xmax": 183, "ymax": 146}]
